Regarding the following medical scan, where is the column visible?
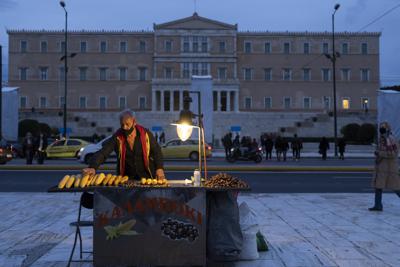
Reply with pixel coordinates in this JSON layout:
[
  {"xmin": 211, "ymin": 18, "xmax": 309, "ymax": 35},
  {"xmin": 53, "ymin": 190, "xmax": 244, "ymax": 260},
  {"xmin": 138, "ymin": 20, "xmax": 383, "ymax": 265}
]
[
  {"xmin": 226, "ymin": 91, "xmax": 231, "ymax": 112},
  {"xmin": 152, "ymin": 90, "xmax": 156, "ymax": 111},
  {"xmin": 217, "ymin": 90, "xmax": 221, "ymax": 112},
  {"xmin": 179, "ymin": 90, "xmax": 183, "ymax": 111},
  {"xmin": 160, "ymin": 90, "xmax": 164, "ymax": 112},
  {"xmin": 234, "ymin": 91, "xmax": 239, "ymax": 112},
  {"xmin": 169, "ymin": 90, "xmax": 173, "ymax": 112}
]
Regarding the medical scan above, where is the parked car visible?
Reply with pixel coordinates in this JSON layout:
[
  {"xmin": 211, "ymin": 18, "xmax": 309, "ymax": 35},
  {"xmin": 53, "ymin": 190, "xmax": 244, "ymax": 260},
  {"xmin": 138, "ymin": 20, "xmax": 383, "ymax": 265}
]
[
  {"xmin": 0, "ymin": 139, "xmax": 13, "ymax": 164},
  {"xmin": 161, "ymin": 139, "xmax": 212, "ymax": 160},
  {"xmin": 78, "ymin": 135, "xmax": 115, "ymax": 164},
  {"xmin": 46, "ymin": 138, "xmax": 90, "ymax": 158}
]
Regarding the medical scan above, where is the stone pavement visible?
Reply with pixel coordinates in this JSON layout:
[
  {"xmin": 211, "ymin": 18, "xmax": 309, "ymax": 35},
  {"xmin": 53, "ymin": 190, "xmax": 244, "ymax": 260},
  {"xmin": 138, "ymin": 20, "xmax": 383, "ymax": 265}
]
[{"xmin": 1, "ymin": 192, "xmax": 400, "ymax": 267}]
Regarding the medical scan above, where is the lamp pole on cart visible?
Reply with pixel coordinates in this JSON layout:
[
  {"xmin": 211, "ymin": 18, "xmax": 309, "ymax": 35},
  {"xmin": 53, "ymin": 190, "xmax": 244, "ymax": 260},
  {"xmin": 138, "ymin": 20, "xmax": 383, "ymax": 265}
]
[
  {"xmin": 325, "ymin": 3, "xmax": 340, "ymax": 157},
  {"xmin": 59, "ymin": 1, "xmax": 76, "ymax": 138}
]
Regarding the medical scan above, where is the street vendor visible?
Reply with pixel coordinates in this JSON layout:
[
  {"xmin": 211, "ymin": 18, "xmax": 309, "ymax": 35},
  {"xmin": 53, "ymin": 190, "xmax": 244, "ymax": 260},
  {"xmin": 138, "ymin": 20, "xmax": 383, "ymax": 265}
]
[{"xmin": 82, "ymin": 109, "xmax": 165, "ymax": 180}]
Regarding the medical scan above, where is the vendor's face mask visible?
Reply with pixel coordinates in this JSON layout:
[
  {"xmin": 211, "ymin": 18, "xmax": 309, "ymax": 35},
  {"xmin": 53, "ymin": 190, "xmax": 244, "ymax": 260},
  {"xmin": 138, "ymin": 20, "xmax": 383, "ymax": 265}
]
[
  {"xmin": 120, "ymin": 116, "xmax": 136, "ymax": 137},
  {"xmin": 123, "ymin": 126, "xmax": 134, "ymax": 136},
  {"xmin": 379, "ymin": 127, "xmax": 386, "ymax": 135}
]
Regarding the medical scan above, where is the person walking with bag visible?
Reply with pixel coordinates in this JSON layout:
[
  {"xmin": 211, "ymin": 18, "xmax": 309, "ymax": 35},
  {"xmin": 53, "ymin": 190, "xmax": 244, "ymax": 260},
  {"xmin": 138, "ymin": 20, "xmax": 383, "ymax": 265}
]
[{"xmin": 369, "ymin": 122, "xmax": 400, "ymax": 211}]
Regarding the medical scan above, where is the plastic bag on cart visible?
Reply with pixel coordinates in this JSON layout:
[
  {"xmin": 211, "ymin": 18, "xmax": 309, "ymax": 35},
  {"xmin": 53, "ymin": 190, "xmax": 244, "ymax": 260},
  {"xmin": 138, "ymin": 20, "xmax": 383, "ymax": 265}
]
[
  {"xmin": 238, "ymin": 201, "xmax": 259, "ymax": 260},
  {"xmin": 207, "ymin": 191, "xmax": 243, "ymax": 261}
]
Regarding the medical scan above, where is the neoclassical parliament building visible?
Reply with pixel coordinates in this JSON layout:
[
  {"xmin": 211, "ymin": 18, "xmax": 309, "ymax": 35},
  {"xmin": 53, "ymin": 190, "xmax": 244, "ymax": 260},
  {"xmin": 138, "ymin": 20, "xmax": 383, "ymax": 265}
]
[{"xmin": 8, "ymin": 13, "xmax": 380, "ymax": 140}]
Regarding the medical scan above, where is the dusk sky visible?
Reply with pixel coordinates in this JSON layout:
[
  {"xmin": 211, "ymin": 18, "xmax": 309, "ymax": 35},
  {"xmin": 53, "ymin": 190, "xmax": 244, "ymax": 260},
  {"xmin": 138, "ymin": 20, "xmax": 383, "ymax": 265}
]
[{"xmin": 1, "ymin": 0, "xmax": 399, "ymax": 86}]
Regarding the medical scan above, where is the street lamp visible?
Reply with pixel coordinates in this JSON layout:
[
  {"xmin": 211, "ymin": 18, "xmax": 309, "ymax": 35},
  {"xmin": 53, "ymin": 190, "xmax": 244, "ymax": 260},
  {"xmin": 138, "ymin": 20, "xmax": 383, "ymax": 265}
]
[
  {"xmin": 325, "ymin": 3, "xmax": 340, "ymax": 157},
  {"xmin": 59, "ymin": 1, "xmax": 76, "ymax": 138}
]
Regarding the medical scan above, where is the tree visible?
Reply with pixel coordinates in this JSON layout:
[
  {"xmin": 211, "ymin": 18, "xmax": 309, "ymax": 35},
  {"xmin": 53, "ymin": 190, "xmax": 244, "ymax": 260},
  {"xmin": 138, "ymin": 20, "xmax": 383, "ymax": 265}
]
[
  {"xmin": 38, "ymin": 123, "xmax": 51, "ymax": 136},
  {"xmin": 358, "ymin": 123, "xmax": 376, "ymax": 144},
  {"xmin": 18, "ymin": 119, "xmax": 40, "ymax": 138},
  {"xmin": 340, "ymin": 123, "xmax": 360, "ymax": 142}
]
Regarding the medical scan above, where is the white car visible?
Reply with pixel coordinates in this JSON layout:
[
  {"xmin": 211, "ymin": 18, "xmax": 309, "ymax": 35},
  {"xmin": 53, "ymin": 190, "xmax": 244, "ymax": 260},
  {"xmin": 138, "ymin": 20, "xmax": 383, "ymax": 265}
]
[{"xmin": 78, "ymin": 136, "xmax": 115, "ymax": 164}]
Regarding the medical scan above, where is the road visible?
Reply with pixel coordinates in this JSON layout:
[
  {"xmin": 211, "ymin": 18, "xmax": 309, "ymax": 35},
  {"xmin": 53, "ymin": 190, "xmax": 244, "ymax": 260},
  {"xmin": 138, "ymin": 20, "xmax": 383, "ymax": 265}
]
[{"xmin": 0, "ymin": 170, "xmax": 374, "ymax": 193}]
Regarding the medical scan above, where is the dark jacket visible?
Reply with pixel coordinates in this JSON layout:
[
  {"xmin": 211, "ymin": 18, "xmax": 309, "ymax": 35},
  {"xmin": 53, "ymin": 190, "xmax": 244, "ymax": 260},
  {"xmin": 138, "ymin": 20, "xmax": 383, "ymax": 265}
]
[{"xmin": 89, "ymin": 125, "xmax": 163, "ymax": 179}]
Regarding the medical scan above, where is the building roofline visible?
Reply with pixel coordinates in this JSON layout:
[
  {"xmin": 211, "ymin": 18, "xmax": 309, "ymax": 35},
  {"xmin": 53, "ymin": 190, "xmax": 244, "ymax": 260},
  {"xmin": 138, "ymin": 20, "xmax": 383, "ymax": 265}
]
[
  {"xmin": 6, "ymin": 29, "xmax": 154, "ymax": 35},
  {"xmin": 238, "ymin": 31, "xmax": 381, "ymax": 37}
]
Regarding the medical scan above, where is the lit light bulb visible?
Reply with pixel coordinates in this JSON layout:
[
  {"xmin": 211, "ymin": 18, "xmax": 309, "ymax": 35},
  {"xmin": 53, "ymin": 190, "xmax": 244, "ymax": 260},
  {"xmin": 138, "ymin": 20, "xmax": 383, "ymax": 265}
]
[{"xmin": 176, "ymin": 123, "xmax": 193, "ymax": 141}]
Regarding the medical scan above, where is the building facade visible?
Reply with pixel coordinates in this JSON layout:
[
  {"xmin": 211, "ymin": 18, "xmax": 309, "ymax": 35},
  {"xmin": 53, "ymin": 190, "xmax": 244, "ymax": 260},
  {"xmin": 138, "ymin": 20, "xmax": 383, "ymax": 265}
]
[{"xmin": 8, "ymin": 13, "xmax": 380, "ymax": 141}]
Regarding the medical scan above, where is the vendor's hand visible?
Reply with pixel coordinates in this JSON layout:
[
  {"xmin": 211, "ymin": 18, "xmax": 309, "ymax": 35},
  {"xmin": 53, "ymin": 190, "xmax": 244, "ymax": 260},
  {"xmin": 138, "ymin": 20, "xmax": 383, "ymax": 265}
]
[
  {"xmin": 156, "ymin": 169, "xmax": 165, "ymax": 180},
  {"xmin": 82, "ymin": 168, "xmax": 96, "ymax": 176}
]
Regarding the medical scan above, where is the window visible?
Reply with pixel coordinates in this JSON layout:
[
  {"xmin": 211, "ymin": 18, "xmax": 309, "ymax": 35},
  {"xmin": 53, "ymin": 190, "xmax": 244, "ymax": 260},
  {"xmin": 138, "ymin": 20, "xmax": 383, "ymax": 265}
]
[
  {"xmin": 361, "ymin": 68, "xmax": 370, "ymax": 81},
  {"xmin": 40, "ymin": 41, "xmax": 47, "ymax": 53},
  {"xmin": 283, "ymin": 42, "xmax": 290, "ymax": 54},
  {"xmin": 99, "ymin": 68, "xmax": 107, "ymax": 81},
  {"xmin": 183, "ymin": 36, "xmax": 190, "ymax": 52},
  {"xmin": 219, "ymin": 41, "xmax": 226, "ymax": 53},
  {"xmin": 323, "ymin": 96, "xmax": 331, "ymax": 109},
  {"xmin": 40, "ymin": 67, "xmax": 48, "ymax": 80},
  {"xmin": 201, "ymin": 36, "xmax": 208, "ymax": 52},
  {"xmin": 341, "ymin": 43, "xmax": 348, "ymax": 55},
  {"xmin": 100, "ymin": 41, "xmax": 107, "ymax": 53},
  {"xmin": 220, "ymin": 91, "xmax": 227, "ymax": 111},
  {"xmin": 218, "ymin": 67, "xmax": 227, "ymax": 80},
  {"xmin": 244, "ymin": 68, "xmax": 252, "ymax": 80},
  {"xmin": 244, "ymin": 42, "xmax": 252, "ymax": 53},
  {"xmin": 342, "ymin": 98, "xmax": 350, "ymax": 109},
  {"xmin": 322, "ymin": 68, "xmax": 331, "ymax": 81},
  {"xmin": 60, "ymin": 96, "xmax": 65, "ymax": 108},
  {"xmin": 213, "ymin": 91, "xmax": 218, "ymax": 111},
  {"xmin": 284, "ymin": 97, "xmax": 291, "ymax": 109},
  {"xmin": 60, "ymin": 41, "xmax": 66, "ymax": 53},
  {"xmin": 361, "ymin": 43, "xmax": 368, "ymax": 55},
  {"xmin": 139, "ymin": 41, "xmax": 146, "ymax": 52},
  {"xmin": 67, "ymin": 140, "xmax": 81, "ymax": 146},
  {"xmin": 361, "ymin": 97, "xmax": 369, "ymax": 110},
  {"xmin": 264, "ymin": 42, "xmax": 271, "ymax": 54},
  {"xmin": 99, "ymin": 96, "xmax": 107, "ymax": 109},
  {"xmin": 119, "ymin": 96, "xmax": 126, "ymax": 109},
  {"xmin": 283, "ymin": 68, "xmax": 292, "ymax": 81},
  {"xmin": 173, "ymin": 91, "xmax": 180, "ymax": 111},
  {"xmin": 20, "ymin": 96, "xmax": 27, "ymax": 108},
  {"xmin": 165, "ymin": 67, "xmax": 172, "ymax": 79},
  {"xmin": 139, "ymin": 67, "xmax": 147, "ymax": 81},
  {"xmin": 79, "ymin": 67, "xmax": 87, "ymax": 81},
  {"xmin": 39, "ymin": 97, "xmax": 47, "ymax": 108},
  {"xmin": 164, "ymin": 91, "xmax": 170, "ymax": 111},
  {"xmin": 139, "ymin": 96, "xmax": 146, "ymax": 110},
  {"xmin": 119, "ymin": 67, "xmax": 127, "ymax": 81},
  {"xmin": 341, "ymin": 68, "xmax": 350, "ymax": 81},
  {"xmin": 303, "ymin": 97, "xmax": 311, "ymax": 109},
  {"xmin": 303, "ymin": 43, "xmax": 310, "ymax": 54},
  {"xmin": 165, "ymin": 40, "xmax": 172, "ymax": 52},
  {"xmin": 19, "ymin": 68, "xmax": 28, "ymax": 80},
  {"xmin": 303, "ymin": 68, "xmax": 311, "ymax": 81},
  {"xmin": 264, "ymin": 68, "xmax": 272, "ymax": 81},
  {"xmin": 264, "ymin": 97, "xmax": 272, "ymax": 109},
  {"xmin": 120, "ymin": 41, "xmax": 127, "ymax": 53},
  {"xmin": 52, "ymin": 140, "xmax": 66, "ymax": 147},
  {"xmin": 244, "ymin": 97, "xmax": 252, "ymax": 109},
  {"xmin": 192, "ymin": 36, "xmax": 199, "ymax": 52},
  {"xmin": 192, "ymin": 63, "xmax": 199, "ymax": 76},
  {"xmin": 201, "ymin": 63, "xmax": 208, "ymax": 75},
  {"xmin": 59, "ymin": 67, "xmax": 65, "ymax": 81},
  {"xmin": 80, "ymin": 41, "xmax": 87, "ymax": 53},
  {"xmin": 322, "ymin": 42, "xmax": 329, "ymax": 54},
  {"xmin": 79, "ymin": 96, "xmax": 87, "ymax": 109},
  {"xmin": 183, "ymin": 63, "xmax": 190, "ymax": 78},
  {"xmin": 20, "ymin": 40, "xmax": 27, "ymax": 53}
]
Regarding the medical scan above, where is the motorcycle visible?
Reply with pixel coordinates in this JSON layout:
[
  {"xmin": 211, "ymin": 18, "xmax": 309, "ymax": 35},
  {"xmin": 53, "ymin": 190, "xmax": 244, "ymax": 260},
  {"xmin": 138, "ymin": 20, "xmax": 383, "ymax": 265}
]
[{"xmin": 227, "ymin": 146, "xmax": 263, "ymax": 163}]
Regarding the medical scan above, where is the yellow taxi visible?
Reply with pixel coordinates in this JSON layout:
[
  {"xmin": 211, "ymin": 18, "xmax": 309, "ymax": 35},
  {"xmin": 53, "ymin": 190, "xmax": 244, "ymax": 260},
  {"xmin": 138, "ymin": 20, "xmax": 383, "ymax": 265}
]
[
  {"xmin": 46, "ymin": 138, "xmax": 91, "ymax": 158},
  {"xmin": 161, "ymin": 139, "xmax": 212, "ymax": 160}
]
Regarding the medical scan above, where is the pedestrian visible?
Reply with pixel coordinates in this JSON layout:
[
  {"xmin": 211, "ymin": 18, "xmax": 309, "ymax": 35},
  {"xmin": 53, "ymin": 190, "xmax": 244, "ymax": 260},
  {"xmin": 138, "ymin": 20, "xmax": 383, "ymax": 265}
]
[
  {"xmin": 22, "ymin": 132, "xmax": 35, "ymax": 165},
  {"xmin": 233, "ymin": 134, "xmax": 240, "ymax": 147},
  {"xmin": 265, "ymin": 134, "xmax": 273, "ymax": 160},
  {"xmin": 221, "ymin": 133, "xmax": 233, "ymax": 159},
  {"xmin": 159, "ymin": 131, "xmax": 165, "ymax": 144},
  {"xmin": 291, "ymin": 134, "xmax": 302, "ymax": 161},
  {"xmin": 275, "ymin": 135, "xmax": 282, "ymax": 161},
  {"xmin": 35, "ymin": 132, "xmax": 48, "ymax": 164},
  {"xmin": 369, "ymin": 122, "xmax": 400, "ymax": 211},
  {"xmin": 338, "ymin": 138, "xmax": 346, "ymax": 160},
  {"xmin": 281, "ymin": 138, "xmax": 289, "ymax": 161},
  {"xmin": 155, "ymin": 132, "xmax": 159, "ymax": 143},
  {"xmin": 251, "ymin": 138, "xmax": 259, "ymax": 150},
  {"xmin": 319, "ymin": 137, "xmax": 330, "ymax": 160}
]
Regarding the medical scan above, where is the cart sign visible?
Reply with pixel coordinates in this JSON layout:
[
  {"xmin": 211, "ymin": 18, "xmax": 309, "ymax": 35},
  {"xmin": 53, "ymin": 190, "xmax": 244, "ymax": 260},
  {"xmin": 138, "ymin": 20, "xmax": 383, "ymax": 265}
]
[{"xmin": 94, "ymin": 188, "xmax": 206, "ymax": 266}]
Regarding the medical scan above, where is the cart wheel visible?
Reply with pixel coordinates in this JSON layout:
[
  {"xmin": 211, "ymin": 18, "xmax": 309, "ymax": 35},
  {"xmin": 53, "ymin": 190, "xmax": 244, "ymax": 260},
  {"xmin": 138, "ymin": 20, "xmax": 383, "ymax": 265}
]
[{"xmin": 254, "ymin": 155, "xmax": 262, "ymax": 163}]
